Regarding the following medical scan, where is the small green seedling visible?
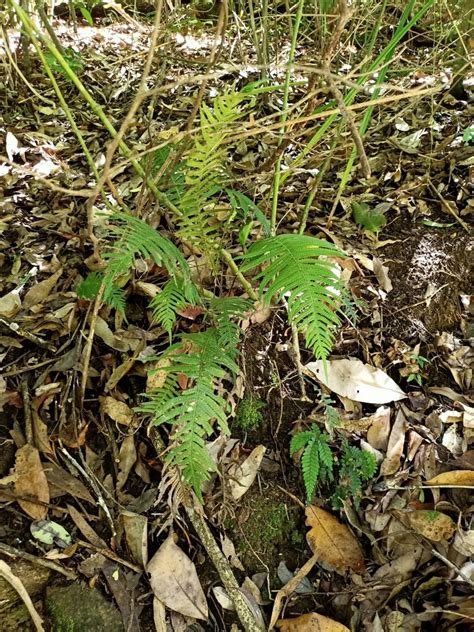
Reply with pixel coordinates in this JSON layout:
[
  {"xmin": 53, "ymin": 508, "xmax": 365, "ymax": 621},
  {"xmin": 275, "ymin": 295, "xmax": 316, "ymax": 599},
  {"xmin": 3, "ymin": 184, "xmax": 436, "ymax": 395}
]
[{"xmin": 407, "ymin": 354, "xmax": 430, "ymax": 387}]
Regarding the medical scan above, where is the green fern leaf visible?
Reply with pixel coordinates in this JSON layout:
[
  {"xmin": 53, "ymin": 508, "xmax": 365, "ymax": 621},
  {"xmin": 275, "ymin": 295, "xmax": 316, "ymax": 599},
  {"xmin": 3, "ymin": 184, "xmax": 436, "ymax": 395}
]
[
  {"xmin": 317, "ymin": 439, "xmax": 333, "ymax": 475},
  {"xmin": 105, "ymin": 213, "xmax": 189, "ymax": 282},
  {"xmin": 77, "ymin": 272, "xmax": 103, "ymax": 300},
  {"xmin": 176, "ymin": 90, "xmax": 250, "ymax": 261},
  {"xmin": 290, "ymin": 431, "xmax": 315, "ymax": 455},
  {"xmin": 150, "ymin": 278, "xmax": 199, "ymax": 341},
  {"xmin": 207, "ymin": 296, "xmax": 251, "ymax": 355},
  {"xmin": 77, "ymin": 272, "xmax": 126, "ymax": 314},
  {"xmin": 301, "ymin": 437, "xmax": 320, "ymax": 501},
  {"xmin": 138, "ymin": 328, "xmax": 237, "ymax": 498},
  {"xmin": 241, "ymin": 234, "xmax": 346, "ymax": 359}
]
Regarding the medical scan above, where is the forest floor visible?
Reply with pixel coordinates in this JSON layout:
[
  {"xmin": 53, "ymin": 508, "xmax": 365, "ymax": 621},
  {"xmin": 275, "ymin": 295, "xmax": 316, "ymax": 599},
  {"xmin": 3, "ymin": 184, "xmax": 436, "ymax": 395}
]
[{"xmin": 0, "ymin": 9, "xmax": 473, "ymax": 632}]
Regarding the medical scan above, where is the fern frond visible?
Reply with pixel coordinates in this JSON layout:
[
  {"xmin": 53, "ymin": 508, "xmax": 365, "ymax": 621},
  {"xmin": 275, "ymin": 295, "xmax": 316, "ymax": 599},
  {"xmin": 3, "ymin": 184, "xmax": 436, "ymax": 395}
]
[
  {"xmin": 105, "ymin": 213, "xmax": 189, "ymax": 282},
  {"xmin": 139, "ymin": 328, "xmax": 237, "ymax": 498},
  {"xmin": 301, "ymin": 437, "xmax": 320, "ymax": 501},
  {"xmin": 317, "ymin": 439, "xmax": 333, "ymax": 474},
  {"xmin": 289, "ymin": 431, "xmax": 314, "ymax": 455},
  {"xmin": 241, "ymin": 234, "xmax": 346, "ymax": 359},
  {"xmin": 207, "ymin": 296, "xmax": 251, "ymax": 355},
  {"xmin": 150, "ymin": 278, "xmax": 200, "ymax": 341},
  {"xmin": 77, "ymin": 272, "xmax": 126, "ymax": 314},
  {"xmin": 176, "ymin": 90, "xmax": 250, "ymax": 261}
]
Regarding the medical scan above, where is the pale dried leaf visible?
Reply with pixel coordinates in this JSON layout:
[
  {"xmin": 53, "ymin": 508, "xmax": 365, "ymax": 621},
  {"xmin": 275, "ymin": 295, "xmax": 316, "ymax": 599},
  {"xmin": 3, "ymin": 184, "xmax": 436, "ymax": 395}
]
[
  {"xmin": 453, "ymin": 529, "xmax": 474, "ymax": 557},
  {"xmin": 228, "ymin": 445, "xmax": 266, "ymax": 500},
  {"xmin": 380, "ymin": 407, "xmax": 407, "ymax": 476},
  {"xmin": 305, "ymin": 506, "xmax": 365, "ymax": 574},
  {"xmin": 95, "ymin": 316, "xmax": 129, "ymax": 352},
  {"xmin": 122, "ymin": 511, "xmax": 148, "ymax": 567},
  {"xmin": 147, "ymin": 533, "xmax": 208, "ymax": 620},
  {"xmin": 0, "ymin": 289, "xmax": 22, "ymax": 318},
  {"xmin": 14, "ymin": 444, "xmax": 49, "ymax": 520},
  {"xmin": 101, "ymin": 396, "xmax": 135, "ymax": 426},
  {"xmin": 396, "ymin": 510, "xmax": 456, "ymax": 542},
  {"xmin": 304, "ymin": 359, "xmax": 406, "ymax": 404},
  {"xmin": 276, "ymin": 612, "xmax": 350, "ymax": 631},
  {"xmin": 153, "ymin": 597, "xmax": 168, "ymax": 632},
  {"xmin": 116, "ymin": 435, "xmax": 137, "ymax": 492},
  {"xmin": 425, "ymin": 470, "xmax": 474, "ymax": 486}
]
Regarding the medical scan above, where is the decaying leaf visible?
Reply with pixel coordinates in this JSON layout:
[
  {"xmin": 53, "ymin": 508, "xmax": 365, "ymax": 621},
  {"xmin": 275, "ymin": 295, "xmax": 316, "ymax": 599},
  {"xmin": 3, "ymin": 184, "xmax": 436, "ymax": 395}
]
[
  {"xmin": 395, "ymin": 510, "xmax": 456, "ymax": 542},
  {"xmin": 305, "ymin": 506, "xmax": 365, "ymax": 574},
  {"xmin": 101, "ymin": 396, "xmax": 135, "ymax": 426},
  {"xmin": 380, "ymin": 407, "xmax": 407, "ymax": 476},
  {"xmin": 147, "ymin": 533, "xmax": 208, "ymax": 620},
  {"xmin": 14, "ymin": 444, "xmax": 50, "ymax": 520},
  {"xmin": 0, "ymin": 288, "xmax": 22, "ymax": 317},
  {"xmin": 426, "ymin": 470, "xmax": 474, "ymax": 487},
  {"xmin": 304, "ymin": 359, "xmax": 406, "ymax": 404},
  {"xmin": 23, "ymin": 269, "xmax": 62, "ymax": 309},
  {"xmin": 276, "ymin": 612, "xmax": 350, "ymax": 631},
  {"xmin": 227, "ymin": 444, "xmax": 266, "ymax": 500},
  {"xmin": 122, "ymin": 511, "xmax": 148, "ymax": 567}
]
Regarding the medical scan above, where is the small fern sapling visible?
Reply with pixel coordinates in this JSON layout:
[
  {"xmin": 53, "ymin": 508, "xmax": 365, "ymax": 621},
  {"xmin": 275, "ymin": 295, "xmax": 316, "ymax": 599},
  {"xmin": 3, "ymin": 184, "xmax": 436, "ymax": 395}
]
[
  {"xmin": 291, "ymin": 426, "xmax": 377, "ymax": 507},
  {"xmin": 331, "ymin": 441, "xmax": 377, "ymax": 509},
  {"xmin": 290, "ymin": 425, "xmax": 334, "ymax": 502}
]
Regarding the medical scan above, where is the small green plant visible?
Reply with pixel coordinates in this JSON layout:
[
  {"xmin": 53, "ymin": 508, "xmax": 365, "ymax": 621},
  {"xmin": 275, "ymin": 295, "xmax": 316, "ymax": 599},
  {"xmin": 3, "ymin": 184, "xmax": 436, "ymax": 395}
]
[
  {"xmin": 290, "ymin": 425, "xmax": 334, "ymax": 501},
  {"xmin": 291, "ymin": 426, "xmax": 377, "ymax": 508},
  {"xmin": 331, "ymin": 440, "xmax": 377, "ymax": 509},
  {"xmin": 44, "ymin": 47, "xmax": 83, "ymax": 76},
  {"xmin": 407, "ymin": 353, "xmax": 430, "ymax": 387},
  {"xmin": 463, "ymin": 126, "xmax": 474, "ymax": 144},
  {"xmin": 234, "ymin": 396, "xmax": 266, "ymax": 431}
]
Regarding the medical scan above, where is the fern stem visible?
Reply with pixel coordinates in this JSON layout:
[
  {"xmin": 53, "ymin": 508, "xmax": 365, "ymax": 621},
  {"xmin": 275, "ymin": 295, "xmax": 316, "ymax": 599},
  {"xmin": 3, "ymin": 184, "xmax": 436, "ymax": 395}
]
[
  {"xmin": 270, "ymin": 0, "xmax": 306, "ymax": 235},
  {"xmin": 220, "ymin": 249, "xmax": 258, "ymax": 301}
]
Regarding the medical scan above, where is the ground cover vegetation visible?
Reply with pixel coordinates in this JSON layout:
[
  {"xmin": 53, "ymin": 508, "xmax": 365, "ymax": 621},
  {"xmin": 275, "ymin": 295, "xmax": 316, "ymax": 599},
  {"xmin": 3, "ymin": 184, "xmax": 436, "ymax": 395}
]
[{"xmin": 0, "ymin": 0, "xmax": 473, "ymax": 630}]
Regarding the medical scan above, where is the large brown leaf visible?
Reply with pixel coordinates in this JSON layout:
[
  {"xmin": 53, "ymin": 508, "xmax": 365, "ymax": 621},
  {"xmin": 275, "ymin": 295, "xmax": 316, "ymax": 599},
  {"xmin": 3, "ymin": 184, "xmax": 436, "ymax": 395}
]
[
  {"xmin": 147, "ymin": 533, "xmax": 208, "ymax": 620},
  {"xmin": 305, "ymin": 506, "xmax": 365, "ymax": 574},
  {"xmin": 14, "ymin": 444, "xmax": 49, "ymax": 520}
]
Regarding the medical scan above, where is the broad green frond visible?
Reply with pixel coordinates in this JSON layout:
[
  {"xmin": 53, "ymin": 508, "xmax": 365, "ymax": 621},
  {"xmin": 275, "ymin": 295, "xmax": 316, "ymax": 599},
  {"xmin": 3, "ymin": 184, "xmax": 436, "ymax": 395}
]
[
  {"xmin": 139, "ymin": 328, "xmax": 237, "ymax": 498},
  {"xmin": 77, "ymin": 271, "xmax": 102, "ymax": 300},
  {"xmin": 317, "ymin": 440, "xmax": 333, "ymax": 473},
  {"xmin": 241, "ymin": 234, "xmax": 346, "ymax": 359},
  {"xmin": 301, "ymin": 438, "xmax": 320, "ymax": 501},
  {"xmin": 103, "ymin": 283, "xmax": 126, "ymax": 314}
]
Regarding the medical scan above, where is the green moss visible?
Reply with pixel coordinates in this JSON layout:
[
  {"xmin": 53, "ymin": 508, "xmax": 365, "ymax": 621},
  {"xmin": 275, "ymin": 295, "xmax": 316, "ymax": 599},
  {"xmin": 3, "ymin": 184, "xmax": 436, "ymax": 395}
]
[
  {"xmin": 236, "ymin": 499, "xmax": 301, "ymax": 574},
  {"xmin": 234, "ymin": 397, "xmax": 266, "ymax": 431}
]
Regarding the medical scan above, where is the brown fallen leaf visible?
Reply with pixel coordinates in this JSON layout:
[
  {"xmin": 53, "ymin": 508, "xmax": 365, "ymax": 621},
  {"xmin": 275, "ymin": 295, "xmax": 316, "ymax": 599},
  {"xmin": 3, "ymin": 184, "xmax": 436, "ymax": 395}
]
[
  {"xmin": 426, "ymin": 470, "xmax": 474, "ymax": 487},
  {"xmin": 395, "ymin": 510, "xmax": 456, "ymax": 542},
  {"xmin": 101, "ymin": 396, "xmax": 136, "ymax": 426},
  {"xmin": 14, "ymin": 444, "xmax": 49, "ymax": 520},
  {"xmin": 305, "ymin": 506, "xmax": 365, "ymax": 574},
  {"xmin": 23, "ymin": 269, "xmax": 62, "ymax": 309},
  {"xmin": 147, "ymin": 533, "xmax": 208, "ymax": 620},
  {"xmin": 276, "ymin": 612, "xmax": 350, "ymax": 631}
]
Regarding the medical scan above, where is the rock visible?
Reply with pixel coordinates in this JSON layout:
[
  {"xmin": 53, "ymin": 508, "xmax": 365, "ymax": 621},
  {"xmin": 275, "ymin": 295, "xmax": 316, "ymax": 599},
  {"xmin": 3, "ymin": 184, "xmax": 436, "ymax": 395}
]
[{"xmin": 46, "ymin": 582, "xmax": 124, "ymax": 632}]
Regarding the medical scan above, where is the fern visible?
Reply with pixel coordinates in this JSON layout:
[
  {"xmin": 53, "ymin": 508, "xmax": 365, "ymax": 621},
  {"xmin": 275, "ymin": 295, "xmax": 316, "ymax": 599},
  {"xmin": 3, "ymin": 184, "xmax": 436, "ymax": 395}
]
[
  {"xmin": 290, "ymin": 425, "xmax": 333, "ymax": 502},
  {"xmin": 207, "ymin": 296, "xmax": 251, "ymax": 356},
  {"xmin": 139, "ymin": 327, "xmax": 240, "ymax": 498},
  {"xmin": 240, "ymin": 234, "xmax": 346, "ymax": 360},
  {"xmin": 150, "ymin": 278, "xmax": 200, "ymax": 341},
  {"xmin": 291, "ymin": 426, "xmax": 377, "ymax": 506},
  {"xmin": 176, "ymin": 90, "xmax": 250, "ymax": 261},
  {"xmin": 105, "ymin": 213, "xmax": 188, "ymax": 282},
  {"xmin": 331, "ymin": 442, "xmax": 377, "ymax": 509},
  {"xmin": 77, "ymin": 271, "xmax": 126, "ymax": 314}
]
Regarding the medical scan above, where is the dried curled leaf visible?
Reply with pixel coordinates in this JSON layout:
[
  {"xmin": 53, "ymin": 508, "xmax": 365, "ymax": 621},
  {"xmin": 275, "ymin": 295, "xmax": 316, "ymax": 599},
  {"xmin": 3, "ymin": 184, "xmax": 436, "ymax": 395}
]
[{"xmin": 305, "ymin": 506, "xmax": 365, "ymax": 574}]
